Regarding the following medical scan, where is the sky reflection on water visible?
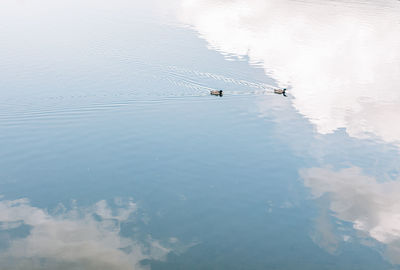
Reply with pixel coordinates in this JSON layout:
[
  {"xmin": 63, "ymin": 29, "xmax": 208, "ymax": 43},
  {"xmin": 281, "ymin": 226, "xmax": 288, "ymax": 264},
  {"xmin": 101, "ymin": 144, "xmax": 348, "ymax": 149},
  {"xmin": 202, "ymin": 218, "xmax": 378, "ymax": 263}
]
[
  {"xmin": 0, "ymin": 198, "xmax": 173, "ymax": 270},
  {"xmin": 302, "ymin": 167, "xmax": 400, "ymax": 264},
  {"xmin": 178, "ymin": 2, "xmax": 400, "ymax": 265},
  {"xmin": 0, "ymin": 0, "xmax": 400, "ymax": 269},
  {"xmin": 178, "ymin": 0, "xmax": 400, "ymax": 145}
]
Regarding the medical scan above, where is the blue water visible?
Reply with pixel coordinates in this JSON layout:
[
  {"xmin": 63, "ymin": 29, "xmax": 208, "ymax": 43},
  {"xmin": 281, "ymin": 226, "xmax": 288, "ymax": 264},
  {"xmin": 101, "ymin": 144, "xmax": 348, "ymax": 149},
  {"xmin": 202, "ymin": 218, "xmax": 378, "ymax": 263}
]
[{"xmin": 1, "ymin": 0, "xmax": 400, "ymax": 269}]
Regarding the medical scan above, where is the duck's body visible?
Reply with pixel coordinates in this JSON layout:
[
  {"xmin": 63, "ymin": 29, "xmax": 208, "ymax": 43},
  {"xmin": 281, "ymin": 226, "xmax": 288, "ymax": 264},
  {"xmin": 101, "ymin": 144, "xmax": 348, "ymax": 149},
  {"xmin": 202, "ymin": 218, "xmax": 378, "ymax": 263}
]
[
  {"xmin": 210, "ymin": 90, "xmax": 223, "ymax": 96},
  {"xmin": 274, "ymin": 88, "xmax": 287, "ymax": 96}
]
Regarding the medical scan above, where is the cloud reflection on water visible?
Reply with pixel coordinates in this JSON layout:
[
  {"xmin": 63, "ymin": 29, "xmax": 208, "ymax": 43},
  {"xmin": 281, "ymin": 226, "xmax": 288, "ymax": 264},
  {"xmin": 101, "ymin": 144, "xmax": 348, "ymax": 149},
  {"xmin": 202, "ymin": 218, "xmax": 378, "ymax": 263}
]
[
  {"xmin": 301, "ymin": 167, "xmax": 400, "ymax": 264},
  {"xmin": 0, "ymin": 198, "xmax": 170, "ymax": 270},
  {"xmin": 178, "ymin": 0, "xmax": 400, "ymax": 146}
]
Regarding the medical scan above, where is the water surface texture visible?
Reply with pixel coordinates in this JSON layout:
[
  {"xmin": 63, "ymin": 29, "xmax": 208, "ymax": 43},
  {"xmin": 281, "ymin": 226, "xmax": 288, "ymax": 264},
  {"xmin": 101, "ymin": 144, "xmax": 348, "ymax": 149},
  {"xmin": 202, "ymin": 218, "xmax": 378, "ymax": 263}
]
[{"xmin": 1, "ymin": 0, "xmax": 400, "ymax": 269}]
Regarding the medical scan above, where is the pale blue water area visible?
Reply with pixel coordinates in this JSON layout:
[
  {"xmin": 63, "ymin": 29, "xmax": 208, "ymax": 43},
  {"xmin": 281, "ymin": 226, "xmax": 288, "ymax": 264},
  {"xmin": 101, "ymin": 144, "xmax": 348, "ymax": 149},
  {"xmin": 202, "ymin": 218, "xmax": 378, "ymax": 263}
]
[{"xmin": 1, "ymin": 0, "xmax": 400, "ymax": 269}]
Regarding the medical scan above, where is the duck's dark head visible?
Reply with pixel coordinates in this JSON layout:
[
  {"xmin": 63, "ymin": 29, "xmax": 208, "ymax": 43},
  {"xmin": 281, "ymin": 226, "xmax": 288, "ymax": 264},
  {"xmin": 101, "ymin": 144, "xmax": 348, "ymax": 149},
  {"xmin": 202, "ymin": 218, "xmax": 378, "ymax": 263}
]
[{"xmin": 219, "ymin": 90, "xmax": 223, "ymax": 96}]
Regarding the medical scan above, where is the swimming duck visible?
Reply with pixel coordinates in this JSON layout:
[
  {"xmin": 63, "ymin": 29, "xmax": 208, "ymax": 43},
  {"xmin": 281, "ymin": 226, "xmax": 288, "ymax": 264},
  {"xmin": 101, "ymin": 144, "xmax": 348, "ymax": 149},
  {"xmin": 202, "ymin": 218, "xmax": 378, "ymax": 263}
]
[
  {"xmin": 274, "ymin": 88, "xmax": 287, "ymax": 96},
  {"xmin": 210, "ymin": 90, "xmax": 223, "ymax": 96}
]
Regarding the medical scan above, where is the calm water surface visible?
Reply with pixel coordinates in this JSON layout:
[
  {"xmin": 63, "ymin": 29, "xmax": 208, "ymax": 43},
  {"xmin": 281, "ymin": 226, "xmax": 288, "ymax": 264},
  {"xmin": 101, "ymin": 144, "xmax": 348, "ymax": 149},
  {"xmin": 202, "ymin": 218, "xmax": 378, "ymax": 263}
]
[{"xmin": 1, "ymin": 0, "xmax": 400, "ymax": 269}]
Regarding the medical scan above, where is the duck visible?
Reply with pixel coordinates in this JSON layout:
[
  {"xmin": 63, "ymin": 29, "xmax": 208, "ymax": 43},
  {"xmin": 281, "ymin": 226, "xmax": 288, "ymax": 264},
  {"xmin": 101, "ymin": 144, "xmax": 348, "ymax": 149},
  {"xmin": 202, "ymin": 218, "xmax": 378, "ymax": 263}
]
[
  {"xmin": 274, "ymin": 88, "xmax": 287, "ymax": 96},
  {"xmin": 210, "ymin": 90, "xmax": 223, "ymax": 96}
]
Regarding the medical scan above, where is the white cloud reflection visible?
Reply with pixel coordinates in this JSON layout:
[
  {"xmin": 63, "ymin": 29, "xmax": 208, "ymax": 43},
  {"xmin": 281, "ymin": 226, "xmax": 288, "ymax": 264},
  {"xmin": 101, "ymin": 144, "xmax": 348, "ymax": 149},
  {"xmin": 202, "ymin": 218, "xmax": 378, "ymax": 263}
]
[
  {"xmin": 178, "ymin": 0, "xmax": 400, "ymax": 146},
  {"xmin": 0, "ymin": 198, "xmax": 170, "ymax": 270},
  {"xmin": 301, "ymin": 167, "xmax": 400, "ymax": 263}
]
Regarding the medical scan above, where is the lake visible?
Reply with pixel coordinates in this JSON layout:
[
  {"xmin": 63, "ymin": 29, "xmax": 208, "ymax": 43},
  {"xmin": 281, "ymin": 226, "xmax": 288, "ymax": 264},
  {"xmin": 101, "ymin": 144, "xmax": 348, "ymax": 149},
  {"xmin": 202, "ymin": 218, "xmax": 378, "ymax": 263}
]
[{"xmin": 1, "ymin": 0, "xmax": 400, "ymax": 269}]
